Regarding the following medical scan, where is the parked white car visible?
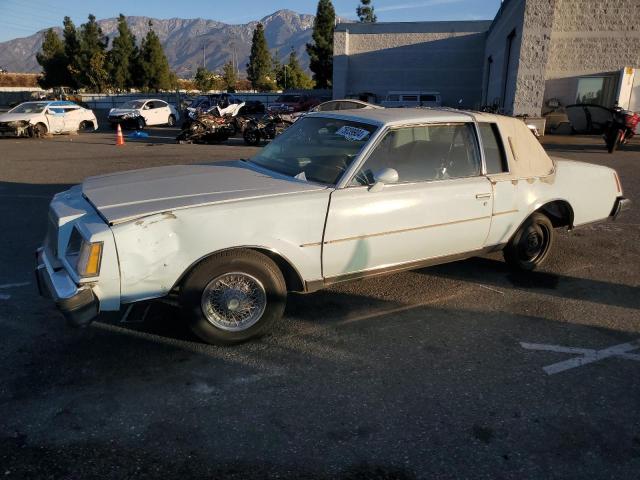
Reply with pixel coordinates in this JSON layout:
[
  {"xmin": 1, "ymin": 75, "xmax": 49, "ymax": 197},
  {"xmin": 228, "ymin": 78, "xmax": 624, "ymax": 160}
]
[
  {"xmin": 36, "ymin": 109, "xmax": 629, "ymax": 344},
  {"xmin": 0, "ymin": 101, "xmax": 98, "ymax": 137},
  {"xmin": 108, "ymin": 99, "xmax": 179, "ymax": 129}
]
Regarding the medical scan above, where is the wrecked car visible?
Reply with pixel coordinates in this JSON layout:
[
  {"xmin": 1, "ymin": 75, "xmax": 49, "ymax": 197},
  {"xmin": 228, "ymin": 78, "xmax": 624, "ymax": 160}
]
[
  {"xmin": 0, "ymin": 101, "xmax": 98, "ymax": 137},
  {"xmin": 108, "ymin": 99, "xmax": 180, "ymax": 129},
  {"xmin": 36, "ymin": 109, "xmax": 629, "ymax": 345}
]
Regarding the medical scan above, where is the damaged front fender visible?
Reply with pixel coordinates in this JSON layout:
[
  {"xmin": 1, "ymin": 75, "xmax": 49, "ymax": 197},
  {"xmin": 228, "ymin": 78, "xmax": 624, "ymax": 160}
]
[{"xmin": 0, "ymin": 120, "xmax": 31, "ymax": 137}]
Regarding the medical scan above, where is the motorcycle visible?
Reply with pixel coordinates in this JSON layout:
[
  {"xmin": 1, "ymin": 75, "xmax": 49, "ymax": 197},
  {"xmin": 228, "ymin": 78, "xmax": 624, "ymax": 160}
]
[
  {"xmin": 604, "ymin": 106, "xmax": 639, "ymax": 153},
  {"xmin": 243, "ymin": 113, "xmax": 293, "ymax": 146},
  {"xmin": 177, "ymin": 102, "xmax": 245, "ymax": 144}
]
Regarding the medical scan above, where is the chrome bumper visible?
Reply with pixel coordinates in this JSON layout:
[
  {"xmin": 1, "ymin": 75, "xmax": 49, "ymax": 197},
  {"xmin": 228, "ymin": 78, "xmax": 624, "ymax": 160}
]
[
  {"xmin": 610, "ymin": 197, "xmax": 631, "ymax": 220},
  {"xmin": 35, "ymin": 247, "xmax": 99, "ymax": 327}
]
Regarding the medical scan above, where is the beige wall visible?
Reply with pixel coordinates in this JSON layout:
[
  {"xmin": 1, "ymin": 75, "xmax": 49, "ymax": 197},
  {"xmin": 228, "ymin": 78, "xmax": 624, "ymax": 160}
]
[{"xmin": 333, "ymin": 22, "xmax": 491, "ymax": 107}]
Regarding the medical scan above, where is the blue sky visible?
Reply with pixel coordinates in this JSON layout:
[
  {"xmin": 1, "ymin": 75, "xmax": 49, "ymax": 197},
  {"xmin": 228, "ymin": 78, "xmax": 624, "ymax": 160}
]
[{"xmin": 0, "ymin": 0, "xmax": 502, "ymax": 41}]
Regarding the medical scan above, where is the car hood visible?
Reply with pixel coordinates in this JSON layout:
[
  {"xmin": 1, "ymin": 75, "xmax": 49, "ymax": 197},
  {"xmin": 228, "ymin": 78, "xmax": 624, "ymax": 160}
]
[
  {"xmin": 82, "ymin": 161, "xmax": 326, "ymax": 225},
  {"xmin": 109, "ymin": 108, "xmax": 139, "ymax": 116},
  {"xmin": 0, "ymin": 113, "xmax": 38, "ymax": 123}
]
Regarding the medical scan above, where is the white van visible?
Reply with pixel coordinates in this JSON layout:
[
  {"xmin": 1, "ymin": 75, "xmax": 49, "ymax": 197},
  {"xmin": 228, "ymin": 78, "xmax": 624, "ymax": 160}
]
[{"xmin": 381, "ymin": 91, "xmax": 442, "ymax": 108}]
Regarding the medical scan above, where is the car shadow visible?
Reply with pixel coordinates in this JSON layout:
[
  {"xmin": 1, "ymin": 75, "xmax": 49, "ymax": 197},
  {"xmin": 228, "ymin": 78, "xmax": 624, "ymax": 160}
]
[{"xmin": 419, "ymin": 256, "xmax": 640, "ymax": 310}]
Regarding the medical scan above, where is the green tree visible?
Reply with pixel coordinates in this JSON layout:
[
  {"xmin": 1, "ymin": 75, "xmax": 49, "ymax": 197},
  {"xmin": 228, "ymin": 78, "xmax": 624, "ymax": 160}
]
[
  {"xmin": 62, "ymin": 16, "xmax": 81, "ymax": 88},
  {"xmin": 221, "ymin": 61, "xmax": 238, "ymax": 92},
  {"xmin": 357, "ymin": 0, "xmax": 377, "ymax": 22},
  {"xmin": 306, "ymin": 0, "xmax": 335, "ymax": 89},
  {"xmin": 247, "ymin": 23, "xmax": 275, "ymax": 91},
  {"xmin": 194, "ymin": 66, "xmax": 215, "ymax": 91},
  {"xmin": 277, "ymin": 49, "xmax": 314, "ymax": 90},
  {"xmin": 109, "ymin": 14, "xmax": 136, "ymax": 91},
  {"xmin": 78, "ymin": 14, "xmax": 109, "ymax": 91},
  {"xmin": 289, "ymin": 50, "xmax": 314, "ymax": 89},
  {"xmin": 138, "ymin": 21, "xmax": 173, "ymax": 91},
  {"xmin": 36, "ymin": 29, "xmax": 68, "ymax": 88}
]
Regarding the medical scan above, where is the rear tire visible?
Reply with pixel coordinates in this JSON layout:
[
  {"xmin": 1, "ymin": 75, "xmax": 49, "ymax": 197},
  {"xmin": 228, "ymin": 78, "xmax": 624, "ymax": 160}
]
[
  {"xmin": 78, "ymin": 120, "xmax": 94, "ymax": 132},
  {"xmin": 606, "ymin": 129, "xmax": 623, "ymax": 153},
  {"xmin": 503, "ymin": 213, "xmax": 554, "ymax": 271},
  {"xmin": 167, "ymin": 114, "xmax": 176, "ymax": 127},
  {"xmin": 180, "ymin": 250, "xmax": 286, "ymax": 345}
]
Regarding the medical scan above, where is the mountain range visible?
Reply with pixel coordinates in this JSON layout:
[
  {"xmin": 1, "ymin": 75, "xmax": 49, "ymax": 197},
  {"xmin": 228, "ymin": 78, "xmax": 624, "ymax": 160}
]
[{"xmin": 0, "ymin": 10, "xmax": 327, "ymax": 77}]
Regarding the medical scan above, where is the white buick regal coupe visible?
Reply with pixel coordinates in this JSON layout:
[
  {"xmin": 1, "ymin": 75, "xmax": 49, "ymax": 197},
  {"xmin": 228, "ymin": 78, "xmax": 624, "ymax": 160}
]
[{"xmin": 36, "ymin": 109, "xmax": 629, "ymax": 344}]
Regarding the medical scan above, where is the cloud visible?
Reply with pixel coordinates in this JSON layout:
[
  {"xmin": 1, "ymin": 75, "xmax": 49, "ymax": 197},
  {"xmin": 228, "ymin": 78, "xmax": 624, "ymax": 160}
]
[
  {"xmin": 338, "ymin": 0, "xmax": 465, "ymax": 17},
  {"xmin": 375, "ymin": 0, "xmax": 465, "ymax": 13}
]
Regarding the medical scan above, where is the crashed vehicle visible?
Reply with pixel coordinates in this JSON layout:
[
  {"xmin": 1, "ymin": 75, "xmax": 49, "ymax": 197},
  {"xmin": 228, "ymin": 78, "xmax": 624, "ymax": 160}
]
[
  {"xmin": 177, "ymin": 102, "xmax": 245, "ymax": 144},
  {"xmin": 108, "ymin": 99, "xmax": 180, "ymax": 129},
  {"xmin": 36, "ymin": 109, "xmax": 629, "ymax": 345},
  {"xmin": 0, "ymin": 101, "xmax": 98, "ymax": 137}
]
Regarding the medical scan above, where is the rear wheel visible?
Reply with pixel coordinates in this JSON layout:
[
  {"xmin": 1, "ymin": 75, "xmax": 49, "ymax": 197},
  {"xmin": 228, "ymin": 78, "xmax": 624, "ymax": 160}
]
[
  {"xmin": 167, "ymin": 114, "xmax": 176, "ymax": 126},
  {"xmin": 503, "ymin": 213, "xmax": 554, "ymax": 271},
  {"xmin": 78, "ymin": 120, "xmax": 94, "ymax": 132},
  {"xmin": 180, "ymin": 250, "xmax": 286, "ymax": 345}
]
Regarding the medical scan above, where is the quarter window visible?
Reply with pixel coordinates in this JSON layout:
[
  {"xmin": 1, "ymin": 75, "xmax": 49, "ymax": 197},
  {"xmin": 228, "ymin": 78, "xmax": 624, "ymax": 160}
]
[
  {"xmin": 478, "ymin": 123, "xmax": 509, "ymax": 174},
  {"xmin": 353, "ymin": 123, "xmax": 481, "ymax": 186}
]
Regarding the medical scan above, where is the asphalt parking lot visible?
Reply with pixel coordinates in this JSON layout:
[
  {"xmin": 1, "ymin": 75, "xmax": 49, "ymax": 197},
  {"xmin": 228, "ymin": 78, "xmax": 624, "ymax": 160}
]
[{"xmin": 1, "ymin": 128, "xmax": 639, "ymax": 479}]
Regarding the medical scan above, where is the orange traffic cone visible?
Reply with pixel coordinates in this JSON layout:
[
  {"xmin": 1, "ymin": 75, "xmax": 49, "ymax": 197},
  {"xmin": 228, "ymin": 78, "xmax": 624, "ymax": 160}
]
[{"xmin": 115, "ymin": 124, "xmax": 125, "ymax": 146}]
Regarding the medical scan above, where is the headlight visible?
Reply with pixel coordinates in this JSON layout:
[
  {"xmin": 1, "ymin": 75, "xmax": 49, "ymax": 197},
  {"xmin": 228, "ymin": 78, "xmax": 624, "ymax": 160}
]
[{"xmin": 66, "ymin": 228, "xmax": 103, "ymax": 277}]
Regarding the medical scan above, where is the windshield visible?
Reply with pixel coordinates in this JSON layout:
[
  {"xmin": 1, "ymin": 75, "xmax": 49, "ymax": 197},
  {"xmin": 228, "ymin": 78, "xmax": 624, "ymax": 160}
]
[
  {"xmin": 121, "ymin": 100, "xmax": 145, "ymax": 109},
  {"xmin": 10, "ymin": 102, "xmax": 48, "ymax": 114},
  {"xmin": 276, "ymin": 95, "xmax": 301, "ymax": 103},
  {"xmin": 249, "ymin": 116, "xmax": 378, "ymax": 185}
]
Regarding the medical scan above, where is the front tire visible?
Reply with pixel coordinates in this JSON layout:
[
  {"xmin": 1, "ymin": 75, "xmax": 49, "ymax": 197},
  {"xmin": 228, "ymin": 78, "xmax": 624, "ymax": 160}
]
[
  {"xmin": 136, "ymin": 117, "xmax": 146, "ymax": 130},
  {"xmin": 503, "ymin": 213, "xmax": 554, "ymax": 271},
  {"xmin": 31, "ymin": 122, "xmax": 48, "ymax": 138},
  {"xmin": 243, "ymin": 128, "xmax": 261, "ymax": 146},
  {"xmin": 180, "ymin": 250, "xmax": 286, "ymax": 345}
]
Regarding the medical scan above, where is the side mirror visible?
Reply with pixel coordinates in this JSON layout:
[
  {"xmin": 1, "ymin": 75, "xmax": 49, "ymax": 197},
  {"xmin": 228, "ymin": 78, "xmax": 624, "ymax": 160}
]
[{"xmin": 369, "ymin": 167, "xmax": 399, "ymax": 192}]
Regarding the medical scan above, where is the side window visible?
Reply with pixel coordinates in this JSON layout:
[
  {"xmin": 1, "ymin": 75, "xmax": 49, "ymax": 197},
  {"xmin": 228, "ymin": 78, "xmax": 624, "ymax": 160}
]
[
  {"xmin": 156, "ymin": 101, "xmax": 167, "ymax": 108},
  {"xmin": 478, "ymin": 123, "xmax": 509, "ymax": 174},
  {"xmin": 318, "ymin": 102, "xmax": 338, "ymax": 112},
  {"xmin": 353, "ymin": 123, "xmax": 481, "ymax": 186}
]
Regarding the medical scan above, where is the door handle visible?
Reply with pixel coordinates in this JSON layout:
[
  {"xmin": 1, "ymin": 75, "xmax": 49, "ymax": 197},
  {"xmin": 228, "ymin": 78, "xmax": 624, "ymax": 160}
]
[{"xmin": 476, "ymin": 193, "xmax": 492, "ymax": 199}]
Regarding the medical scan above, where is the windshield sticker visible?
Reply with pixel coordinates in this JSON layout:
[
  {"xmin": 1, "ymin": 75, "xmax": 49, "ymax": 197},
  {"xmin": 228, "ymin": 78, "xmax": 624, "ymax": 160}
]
[{"xmin": 335, "ymin": 125, "xmax": 370, "ymax": 141}]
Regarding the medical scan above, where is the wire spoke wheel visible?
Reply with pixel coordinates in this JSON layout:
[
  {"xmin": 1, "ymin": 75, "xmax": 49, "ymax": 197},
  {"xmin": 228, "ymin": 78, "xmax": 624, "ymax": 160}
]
[{"xmin": 200, "ymin": 272, "xmax": 267, "ymax": 332}]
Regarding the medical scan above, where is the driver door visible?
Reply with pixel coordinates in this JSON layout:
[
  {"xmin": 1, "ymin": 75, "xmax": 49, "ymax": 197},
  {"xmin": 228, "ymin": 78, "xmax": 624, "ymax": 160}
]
[
  {"xmin": 322, "ymin": 123, "xmax": 493, "ymax": 279},
  {"xmin": 45, "ymin": 107, "xmax": 65, "ymax": 133}
]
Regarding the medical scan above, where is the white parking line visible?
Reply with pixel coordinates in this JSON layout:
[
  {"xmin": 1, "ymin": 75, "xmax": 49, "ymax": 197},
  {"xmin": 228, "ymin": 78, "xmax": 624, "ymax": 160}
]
[
  {"xmin": 0, "ymin": 282, "xmax": 30, "ymax": 289},
  {"xmin": 521, "ymin": 339, "xmax": 640, "ymax": 375}
]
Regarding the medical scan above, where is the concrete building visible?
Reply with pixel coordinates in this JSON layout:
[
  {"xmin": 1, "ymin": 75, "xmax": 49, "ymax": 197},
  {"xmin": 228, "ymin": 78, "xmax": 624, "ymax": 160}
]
[{"xmin": 333, "ymin": 0, "xmax": 640, "ymax": 116}]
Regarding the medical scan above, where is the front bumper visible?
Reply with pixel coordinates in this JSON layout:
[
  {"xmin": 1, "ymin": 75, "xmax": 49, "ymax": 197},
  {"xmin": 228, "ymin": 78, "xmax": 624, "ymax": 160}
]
[
  {"xmin": 610, "ymin": 197, "xmax": 631, "ymax": 220},
  {"xmin": 35, "ymin": 247, "xmax": 99, "ymax": 327}
]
